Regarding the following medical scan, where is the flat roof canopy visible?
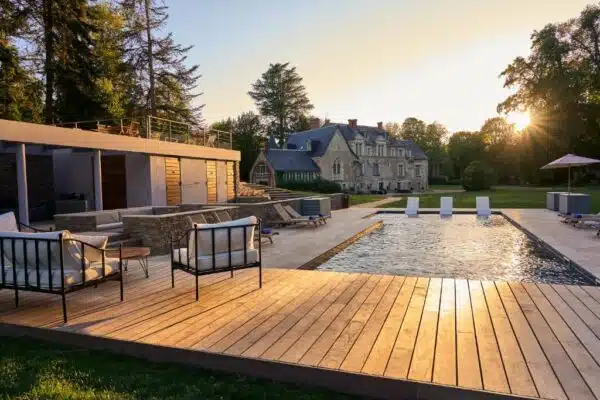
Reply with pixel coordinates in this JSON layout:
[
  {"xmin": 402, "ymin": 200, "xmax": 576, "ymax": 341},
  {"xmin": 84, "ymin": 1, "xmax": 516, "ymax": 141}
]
[{"xmin": 0, "ymin": 119, "xmax": 240, "ymax": 162}]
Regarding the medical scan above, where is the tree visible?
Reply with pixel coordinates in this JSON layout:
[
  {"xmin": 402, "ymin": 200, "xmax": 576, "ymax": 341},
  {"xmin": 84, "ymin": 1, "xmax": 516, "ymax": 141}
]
[
  {"xmin": 400, "ymin": 117, "xmax": 427, "ymax": 142},
  {"xmin": 384, "ymin": 122, "xmax": 401, "ymax": 138},
  {"xmin": 447, "ymin": 131, "xmax": 486, "ymax": 178},
  {"xmin": 462, "ymin": 161, "xmax": 495, "ymax": 190},
  {"xmin": 248, "ymin": 62, "xmax": 313, "ymax": 144},
  {"xmin": 0, "ymin": 0, "xmax": 43, "ymax": 122},
  {"xmin": 479, "ymin": 117, "xmax": 519, "ymax": 183},
  {"xmin": 498, "ymin": 4, "xmax": 600, "ymax": 162},
  {"xmin": 233, "ymin": 112, "xmax": 266, "ymax": 181},
  {"xmin": 121, "ymin": 0, "xmax": 203, "ymax": 123}
]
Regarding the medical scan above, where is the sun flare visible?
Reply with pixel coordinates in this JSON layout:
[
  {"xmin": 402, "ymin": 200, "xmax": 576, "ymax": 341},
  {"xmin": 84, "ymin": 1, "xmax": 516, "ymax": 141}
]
[{"xmin": 506, "ymin": 112, "xmax": 530, "ymax": 130}]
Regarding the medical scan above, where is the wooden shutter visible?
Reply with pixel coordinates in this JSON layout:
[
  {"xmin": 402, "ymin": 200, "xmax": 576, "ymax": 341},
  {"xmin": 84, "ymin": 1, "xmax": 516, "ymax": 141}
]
[
  {"xmin": 226, "ymin": 162, "xmax": 235, "ymax": 201},
  {"xmin": 206, "ymin": 160, "xmax": 217, "ymax": 203},
  {"xmin": 165, "ymin": 157, "xmax": 181, "ymax": 205}
]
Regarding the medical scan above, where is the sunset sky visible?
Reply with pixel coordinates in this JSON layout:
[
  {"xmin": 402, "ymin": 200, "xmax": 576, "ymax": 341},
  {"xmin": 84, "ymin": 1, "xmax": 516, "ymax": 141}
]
[{"xmin": 167, "ymin": 0, "xmax": 591, "ymax": 132}]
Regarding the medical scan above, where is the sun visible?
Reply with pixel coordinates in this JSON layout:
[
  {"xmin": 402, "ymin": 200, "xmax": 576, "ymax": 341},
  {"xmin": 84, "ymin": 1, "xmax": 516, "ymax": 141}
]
[{"xmin": 506, "ymin": 112, "xmax": 530, "ymax": 130}]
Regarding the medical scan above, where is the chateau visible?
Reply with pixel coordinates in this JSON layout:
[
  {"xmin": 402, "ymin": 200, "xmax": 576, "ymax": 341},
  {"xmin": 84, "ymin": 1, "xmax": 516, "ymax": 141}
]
[{"xmin": 250, "ymin": 119, "xmax": 428, "ymax": 193}]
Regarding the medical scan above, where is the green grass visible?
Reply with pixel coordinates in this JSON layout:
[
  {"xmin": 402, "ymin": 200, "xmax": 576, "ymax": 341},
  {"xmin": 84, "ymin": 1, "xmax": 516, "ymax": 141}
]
[
  {"xmin": 0, "ymin": 337, "xmax": 355, "ymax": 400},
  {"xmin": 348, "ymin": 194, "xmax": 385, "ymax": 206},
  {"xmin": 380, "ymin": 187, "xmax": 600, "ymax": 212},
  {"xmin": 428, "ymin": 184, "xmax": 463, "ymax": 191}
]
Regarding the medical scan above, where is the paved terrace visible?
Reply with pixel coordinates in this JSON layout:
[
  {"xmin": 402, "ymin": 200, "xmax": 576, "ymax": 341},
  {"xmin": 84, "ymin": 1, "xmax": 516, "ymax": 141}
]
[{"xmin": 1, "ymin": 262, "xmax": 600, "ymax": 399}]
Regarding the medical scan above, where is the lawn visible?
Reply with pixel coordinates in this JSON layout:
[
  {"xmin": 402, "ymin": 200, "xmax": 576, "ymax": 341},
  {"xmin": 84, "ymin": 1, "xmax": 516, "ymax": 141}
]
[
  {"xmin": 348, "ymin": 194, "xmax": 385, "ymax": 206},
  {"xmin": 0, "ymin": 337, "xmax": 355, "ymax": 400},
  {"xmin": 380, "ymin": 186, "xmax": 600, "ymax": 212}
]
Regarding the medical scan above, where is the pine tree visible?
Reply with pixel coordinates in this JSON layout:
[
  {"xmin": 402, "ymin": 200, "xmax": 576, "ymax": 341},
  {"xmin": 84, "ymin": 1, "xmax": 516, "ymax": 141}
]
[
  {"xmin": 248, "ymin": 62, "xmax": 313, "ymax": 144},
  {"xmin": 121, "ymin": 0, "xmax": 203, "ymax": 123}
]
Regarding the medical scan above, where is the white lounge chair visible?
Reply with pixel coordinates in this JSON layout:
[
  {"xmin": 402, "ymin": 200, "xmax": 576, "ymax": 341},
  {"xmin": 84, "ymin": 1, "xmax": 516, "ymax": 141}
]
[
  {"xmin": 440, "ymin": 197, "xmax": 453, "ymax": 216},
  {"xmin": 476, "ymin": 196, "xmax": 491, "ymax": 217},
  {"xmin": 405, "ymin": 197, "xmax": 419, "ymax": 217}
]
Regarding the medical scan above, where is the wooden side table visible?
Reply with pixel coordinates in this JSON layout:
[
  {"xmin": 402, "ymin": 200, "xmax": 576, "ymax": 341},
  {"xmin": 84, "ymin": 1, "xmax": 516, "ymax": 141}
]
[{"xmin": 107, "ymin": 247, "xmax": 151, "ymax": 278}]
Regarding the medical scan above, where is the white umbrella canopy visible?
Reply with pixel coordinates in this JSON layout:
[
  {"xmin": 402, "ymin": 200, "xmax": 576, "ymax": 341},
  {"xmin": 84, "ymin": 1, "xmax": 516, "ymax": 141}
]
[{"xmin": 540, "ymin": 153, "xmax": 600, "ymax": 193}]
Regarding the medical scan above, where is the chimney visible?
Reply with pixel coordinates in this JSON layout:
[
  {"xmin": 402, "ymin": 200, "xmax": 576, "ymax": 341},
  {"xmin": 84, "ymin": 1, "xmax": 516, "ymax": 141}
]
[
  {"xmin": 377, "ymin": 121, "xmax": 383, "ymax": 130},
  {"xmin": 348, "ymin": 119, "xmax": 358, "ymax": 129},
  {"xmin": 310, "ymin": 117, "xmax": 321, "ymax": 130}
]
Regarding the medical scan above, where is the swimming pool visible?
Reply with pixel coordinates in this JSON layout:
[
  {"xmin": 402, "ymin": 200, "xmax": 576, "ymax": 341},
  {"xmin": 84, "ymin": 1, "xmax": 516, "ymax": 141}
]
[{"xmin": 317, "ymin": 214, "xmax": 596, "ymax": 285}]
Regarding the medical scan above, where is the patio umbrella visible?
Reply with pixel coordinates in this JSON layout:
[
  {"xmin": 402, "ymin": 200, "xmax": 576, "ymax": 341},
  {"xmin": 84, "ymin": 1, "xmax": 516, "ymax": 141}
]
[{"xmin": 540, "ymin": 153, "xmax": 600, "ymax": 193}]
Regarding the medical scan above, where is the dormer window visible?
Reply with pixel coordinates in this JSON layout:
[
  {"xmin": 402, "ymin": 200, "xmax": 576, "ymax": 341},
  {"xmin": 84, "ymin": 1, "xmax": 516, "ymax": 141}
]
[{"xmin": 306, "ymin": 140, "xmax": 312, "ymax": 151}]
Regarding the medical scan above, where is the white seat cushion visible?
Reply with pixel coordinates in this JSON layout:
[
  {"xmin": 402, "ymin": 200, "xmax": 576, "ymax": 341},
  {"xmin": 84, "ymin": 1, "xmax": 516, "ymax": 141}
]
[
  {"xmin": 96, "ymin": 222, "xmax": 123, "ymax": 231},
  {"xmin": 0, "ymin": 212, "xmax": 19, "ymax": 232},
  {"xmin": 1, "ymin": 258, "xmax": 119, "ymax": 288},
  {"xmin": 68, "ymin": 234, "xmax": 108, "ymax": 262},
  {"xmin": 190, "ymin": 216, "xmax": 257, "ymax": 257},
  {"xmin": 172, "ymin": 248, "xmax": 259, "ymax": 271}
]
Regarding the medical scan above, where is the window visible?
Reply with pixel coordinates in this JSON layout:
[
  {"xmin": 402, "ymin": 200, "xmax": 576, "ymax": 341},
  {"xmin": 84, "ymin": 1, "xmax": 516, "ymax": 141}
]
[
  {"xmin": 332, "ymin": 158, "xmax": 342, "ymax": 179},
  {"xmin": 398, "ymin": 163, "xmax": 404, "ymax": 177},
  {"xmin": 391, "ymin": 148, "xmax": 396, "ymax": 157},
  {"xmin": 399, "ymin": 149, "xmax": 404, "ymax": 157},
  {"xmin": 415, "ymin": 165, "xmax": 422, "ymax": 177},
  {"xmin": 355, "ymin": 142, "xmax": 363, "ymax": 156},
  {"xmin": 377, "ymin": 144, "xmax": 385, "ymax": 156},
  {"xmin": 373, "ymin": 163, "xmax": 379, "ymax": 176}
]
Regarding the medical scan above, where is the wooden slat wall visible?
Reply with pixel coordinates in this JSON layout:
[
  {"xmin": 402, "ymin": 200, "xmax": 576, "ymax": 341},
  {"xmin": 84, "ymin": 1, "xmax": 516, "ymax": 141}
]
[
  {"xmin": 206, "ymin": 160, "xmax": 217, "ymax": 203},
  {"xmin": 164, "ymin": 157, "xmax": 181, "ymax": 206},
  {"xmin": 226, "ymin": 162, "xmax": 235, "ymax": 201}
]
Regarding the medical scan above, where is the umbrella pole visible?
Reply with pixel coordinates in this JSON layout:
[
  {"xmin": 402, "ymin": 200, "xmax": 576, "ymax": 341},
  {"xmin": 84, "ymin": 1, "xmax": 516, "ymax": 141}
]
[{"xmin": 568, "ymin": 165, "xmax": 571, "ymax": 195}]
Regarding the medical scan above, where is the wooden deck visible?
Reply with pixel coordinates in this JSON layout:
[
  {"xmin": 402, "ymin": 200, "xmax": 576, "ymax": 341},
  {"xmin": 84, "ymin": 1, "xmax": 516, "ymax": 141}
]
[{"xmin": 1, "ymin": 258, "xmax": 600, "ymax": 399}]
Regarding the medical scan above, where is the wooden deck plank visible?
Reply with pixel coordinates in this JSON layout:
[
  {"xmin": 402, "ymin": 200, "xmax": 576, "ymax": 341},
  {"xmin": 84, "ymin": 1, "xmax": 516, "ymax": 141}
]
[
  {"xmin": 432, "ymin": 278, "xmax": 456, "ymax": 387},
  {"xmin": 523, "ymin": 283, "xmax": 600, "ymax": 399},
  {"xmin": 583, "ymin": 286, "xmax": 600, "ymax": 304},
  {"xmin": 139, "ymin": 270, "xmax": 291, "ymax": 347},
  {"xmin": 241, "ymin": 274, "xmax": 347, "ymax": 359},
  {"xmin": 509, "ymin": 282, "xmax": 594, "ymax": 400},
  {"xmin": 495, "ymin": 282, "xmax": 566, "ymax": 400},
  {"xmin": 481, "ymin": 281, "xmax": 538, "ymax": 398},
  {"xmin": 407, "ymin": 277, "xmax": 442, "ymax": 382},
  {"xmin": 278, "ymin": 274, "xmax": 370, "ymax": 364},
  {"xmin": 299, "ymin": 275, "xmax": 382, "ymax": 366},
  {"xmin": 319, "ymin": 275, "xmax": 394, "ymax": 369},
  {"xmin": 340, "ymin": 276, "xmax": 405, "ymax": 373},
  {"xmin": 2, "ymin": 257, "xmax": 593, "ymax": 400},
  {"xmin": 538, "ymin": 284, "xmax": 600, "ymax": 362},
  {"xmin": 455, "ymin": 278, "xmax": 482, "ymax": 390},
  {"xmin": 260, "ymin": 274, "xmax": 359, "ymax": 361},
  {"xmin": 566, "ymin": 285, "xmax": 600, "ymax": 319},
  {"xmin": 225, "ymin": 273, "xmax": 342, "ymax": 356},
  {"xmin": 469, "ymin": 280, "xmax": 509, "ymax": 393},
  {"xmin": 384, "ymin": 277, "xmax": 429, "ymax": 379},
  {"xmin": 196, "ymin": 271, "xmax": 326, "ymax": 351},
  {"xmin": 362, "ymin": 276, "xmax": 417, "ymax": 376},
  {"xmin": 552, "ymin": 285, "xmax": 600, "ymax": 337}
]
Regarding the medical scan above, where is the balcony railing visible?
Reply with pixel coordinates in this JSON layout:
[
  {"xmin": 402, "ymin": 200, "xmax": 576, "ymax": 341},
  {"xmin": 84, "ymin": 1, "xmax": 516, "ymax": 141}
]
[{"xmin": 54, "ymin": 116, "xmax": 233, "ymax": 150}]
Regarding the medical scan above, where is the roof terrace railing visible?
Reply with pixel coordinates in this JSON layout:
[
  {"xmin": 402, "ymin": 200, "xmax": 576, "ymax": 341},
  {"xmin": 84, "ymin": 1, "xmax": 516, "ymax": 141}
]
[{"xmin": 54, "ymin": 116, "xmax": 233, "ymax": 150}]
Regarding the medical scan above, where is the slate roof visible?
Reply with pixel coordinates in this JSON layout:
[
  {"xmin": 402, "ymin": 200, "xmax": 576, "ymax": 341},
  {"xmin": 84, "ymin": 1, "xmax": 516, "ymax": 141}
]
[
  {"xmin": 265, "ymin": 149, "xmax": 320, "ymax": 172},
  {"xmin": 265, "ymin": 122, "xmax": 428, "ymax": 172}
]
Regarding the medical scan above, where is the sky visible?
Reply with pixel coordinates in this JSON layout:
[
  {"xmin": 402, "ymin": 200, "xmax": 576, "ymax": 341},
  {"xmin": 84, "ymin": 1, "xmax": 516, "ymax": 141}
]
[{"xmin": 167, "ymin": 0, "xmax": 592, "ymax": 132}]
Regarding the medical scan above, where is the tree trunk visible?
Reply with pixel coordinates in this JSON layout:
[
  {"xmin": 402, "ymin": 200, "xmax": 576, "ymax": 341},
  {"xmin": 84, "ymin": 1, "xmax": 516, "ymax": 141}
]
[
  {"xmin": 43, "ymin": 0, "xmax": 54, "ymax": 124},
  {"xmin": 144, "ymin": 0, "xmax": 156, "ymax": 116}
]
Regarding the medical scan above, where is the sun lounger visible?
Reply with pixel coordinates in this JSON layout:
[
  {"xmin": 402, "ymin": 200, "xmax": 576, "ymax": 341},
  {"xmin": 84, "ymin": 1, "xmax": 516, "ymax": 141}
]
[
  {"xmin": 271, "ymin": 204, "xmax": 321, "ymax": 227},
  {"xmin": 476, "ymin": 196, "xmax": 491, "ymax": 217},
  {"xmin": 561, "ymin": 212, "xmax": 600, "ymax": 224},
  {"xmin": 283, "ymin": 205, "xmax": 327, "ymax": 224},
  {"xmin": 440, "ymin": 197, "xmax": 453, "ymax": 217},
  {"xmin": 405, "ymin": 197, "xmax": 419, "ymax": 216}
]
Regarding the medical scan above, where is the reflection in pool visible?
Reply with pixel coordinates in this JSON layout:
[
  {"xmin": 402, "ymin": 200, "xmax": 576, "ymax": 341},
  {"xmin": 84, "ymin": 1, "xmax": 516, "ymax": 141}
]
[{"xmin": 317, "ymin": 214, "xmax": 595, "ymax": 285}]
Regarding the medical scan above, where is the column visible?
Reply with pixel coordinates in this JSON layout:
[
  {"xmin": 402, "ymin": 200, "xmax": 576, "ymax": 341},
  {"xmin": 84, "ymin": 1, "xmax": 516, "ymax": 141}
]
[
  {"xmin": 16, "ymin": 143, "xmax": 29, "ymax": 225},
  {"xmin": 93, "ymin": 150, "xmax": 103, "ymax": 210}
]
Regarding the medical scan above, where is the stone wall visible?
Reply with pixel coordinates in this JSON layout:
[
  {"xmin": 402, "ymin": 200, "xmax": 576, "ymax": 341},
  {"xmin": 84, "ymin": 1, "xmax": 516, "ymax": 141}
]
[{"xmin": 123, "ymin": 207, "xmax": 235, "ymax": 255}]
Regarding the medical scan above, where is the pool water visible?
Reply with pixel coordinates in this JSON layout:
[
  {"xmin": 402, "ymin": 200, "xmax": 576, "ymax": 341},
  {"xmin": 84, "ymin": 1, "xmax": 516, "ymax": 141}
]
[{"xmin": 317, "ymin": 214, "xmax": 596, "ymax": 285}]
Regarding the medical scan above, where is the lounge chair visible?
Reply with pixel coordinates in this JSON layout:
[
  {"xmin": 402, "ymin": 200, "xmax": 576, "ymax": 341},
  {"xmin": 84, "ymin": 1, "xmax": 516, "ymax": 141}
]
[
  {"xmin": 405, "ymin": 197, "xmax": 419, "ymax": 217},
  {"xmin": 561, "ymin": 212, "xmax": 600, "ymax": 224},
  {"xmin": 271, "ymin": 204, "xmax": 322, "ymax": 228},
  {"xmin": 440, "ymin": 197, "xmax": 453, "ymax": 217},
  {"xmin": 171, "ymin": 216, "xmax": 262, "ymax": 300},
  {"xmin": 476, "ymin": 196, "xmax": 491, "ymax": 217},
  {"xmin": 283, "ymin": 205, "xmax": 327, "ymax": 225}
]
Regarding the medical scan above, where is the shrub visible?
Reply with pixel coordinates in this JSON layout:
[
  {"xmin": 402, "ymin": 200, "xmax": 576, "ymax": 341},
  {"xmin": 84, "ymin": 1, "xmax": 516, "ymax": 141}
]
[
  {"xmin": 461, "ymin": 161, "xmax": 495, "ymax": 190},
  {"xmin": 277, "ymin": 177, "xmax": 342, "ymax": 193},
  {"xmin": 429, "ymin": 176, "xmax": 448, "ymax": 185}
]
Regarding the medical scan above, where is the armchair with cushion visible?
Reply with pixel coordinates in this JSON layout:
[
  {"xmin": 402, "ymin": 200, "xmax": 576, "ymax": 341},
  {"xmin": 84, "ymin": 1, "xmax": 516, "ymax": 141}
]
[
  {"xmin": 0, "ymin": 229, "xmax": 123, "ymax": 322},
  {"xmin": 171, "ymin": 216, "xmax": 262, "ymax": 300}
]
